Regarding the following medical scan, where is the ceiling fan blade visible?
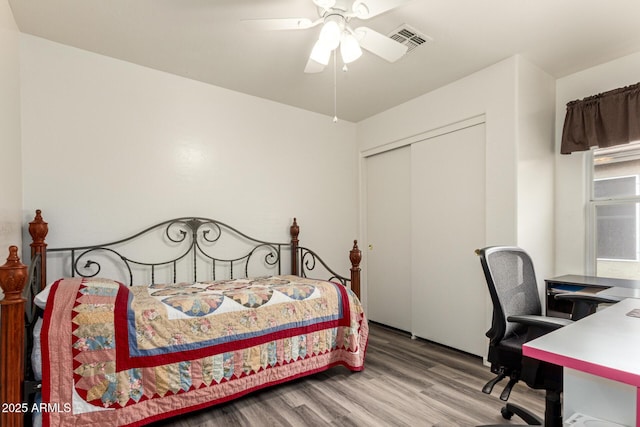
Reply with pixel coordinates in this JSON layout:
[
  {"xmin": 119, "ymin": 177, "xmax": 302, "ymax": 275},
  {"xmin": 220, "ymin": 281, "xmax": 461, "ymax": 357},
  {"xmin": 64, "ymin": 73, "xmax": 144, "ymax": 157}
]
[
  {"xmin": 312, "ymin": 0, "xmax": 336, "ymax": 8},
  {"xmin": 352, "ymin": 0, "xmax": 410, "ymax": 19},
  {"xmin": 242, "ymin": 18, "xmax": 318, "ymax": 31},
  {"xmin": 304, "ymin": 58, "xmax": 326, "ymax": 73},
  {"xmin": 354, "ymin": 26, "xmax": 408, "ymax": 62}
]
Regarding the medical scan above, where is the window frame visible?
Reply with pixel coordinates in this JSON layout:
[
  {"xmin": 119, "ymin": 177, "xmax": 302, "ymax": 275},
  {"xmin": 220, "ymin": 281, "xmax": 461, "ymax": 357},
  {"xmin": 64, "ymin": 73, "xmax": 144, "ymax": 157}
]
[{"xmin": 586, "ymin": 146, "xmax": 640, "ymax": 276}]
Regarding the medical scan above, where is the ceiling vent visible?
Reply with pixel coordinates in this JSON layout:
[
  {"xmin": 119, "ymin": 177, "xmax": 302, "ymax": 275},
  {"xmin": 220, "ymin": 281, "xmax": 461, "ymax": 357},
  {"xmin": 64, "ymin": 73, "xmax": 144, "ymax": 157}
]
[{"xmin": 388, "ymin": 24, "xmax": 431, "ymax": 53}]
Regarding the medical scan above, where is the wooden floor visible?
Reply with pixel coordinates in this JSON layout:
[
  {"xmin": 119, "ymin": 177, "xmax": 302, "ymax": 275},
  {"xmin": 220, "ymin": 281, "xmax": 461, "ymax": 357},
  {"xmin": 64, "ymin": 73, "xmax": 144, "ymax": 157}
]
[{"xmin": 154, "ymin": 322, "xmax": 544, "ymax": 427}]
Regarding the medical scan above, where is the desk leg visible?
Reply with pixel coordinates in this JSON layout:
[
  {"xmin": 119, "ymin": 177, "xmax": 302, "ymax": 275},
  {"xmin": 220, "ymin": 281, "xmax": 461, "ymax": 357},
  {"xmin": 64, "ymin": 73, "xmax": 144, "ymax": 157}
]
[{"xmin": 637, "ymin": 388, "xmax": 640, "ymax": 427}]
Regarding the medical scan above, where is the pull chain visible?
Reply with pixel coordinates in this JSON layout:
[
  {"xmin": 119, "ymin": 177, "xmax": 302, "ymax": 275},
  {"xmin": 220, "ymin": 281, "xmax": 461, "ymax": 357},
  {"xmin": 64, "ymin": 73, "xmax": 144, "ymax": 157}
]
[{"xmin": 333, "ymin": 50, "xmax": 338, "ymax": 123}]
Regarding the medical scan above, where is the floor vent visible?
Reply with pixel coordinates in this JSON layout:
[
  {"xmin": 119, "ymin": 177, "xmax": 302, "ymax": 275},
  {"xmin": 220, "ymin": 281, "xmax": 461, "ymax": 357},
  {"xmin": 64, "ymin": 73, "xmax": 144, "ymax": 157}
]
[{"xmin": 388, "ymin": 24, "xmax": 431, "ymax": 53}]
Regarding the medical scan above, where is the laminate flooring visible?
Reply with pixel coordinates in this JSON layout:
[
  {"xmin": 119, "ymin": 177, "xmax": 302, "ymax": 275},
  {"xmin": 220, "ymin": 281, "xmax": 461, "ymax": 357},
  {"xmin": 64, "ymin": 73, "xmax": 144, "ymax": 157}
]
[{"xmin": 153, "ymin": 322, "xmax": 544, "ymax": 427}]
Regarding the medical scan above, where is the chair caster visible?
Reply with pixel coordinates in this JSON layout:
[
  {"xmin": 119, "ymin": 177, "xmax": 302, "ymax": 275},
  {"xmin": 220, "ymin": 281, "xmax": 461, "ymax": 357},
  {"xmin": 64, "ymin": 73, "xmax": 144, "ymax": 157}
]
[
  {"xmin": 499, "ymin": 403, "xmax": 542, "ymax": 425},
  {"xmin": 501, "ymin": 406, "xmax": 513, "ymax": 420}
]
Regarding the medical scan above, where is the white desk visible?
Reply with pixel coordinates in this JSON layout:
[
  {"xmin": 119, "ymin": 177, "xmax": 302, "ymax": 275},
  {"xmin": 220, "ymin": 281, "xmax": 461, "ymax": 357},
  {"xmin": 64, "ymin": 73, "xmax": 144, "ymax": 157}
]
[
  {"xmin": 523, "ymin": 298, "xmax": 640, "ymax": 426},
  {"xmin": 598, "ymin": 286, "xmax": 640, "ymax": 300}
]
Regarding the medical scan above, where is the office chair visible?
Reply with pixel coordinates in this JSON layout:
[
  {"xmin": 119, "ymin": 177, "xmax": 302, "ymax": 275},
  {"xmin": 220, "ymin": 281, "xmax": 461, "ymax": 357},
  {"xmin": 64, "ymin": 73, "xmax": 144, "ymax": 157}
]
[{"xmin": 475, "ymin": 246, "xmax": 614, "ymax": 427}]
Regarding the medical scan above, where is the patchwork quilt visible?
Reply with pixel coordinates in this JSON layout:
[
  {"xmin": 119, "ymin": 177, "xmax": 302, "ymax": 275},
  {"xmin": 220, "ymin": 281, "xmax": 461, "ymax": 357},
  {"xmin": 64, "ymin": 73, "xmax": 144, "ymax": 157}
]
[{"xmin": 42, "ymin": 275, "xmax": 368, "ymax": 426}]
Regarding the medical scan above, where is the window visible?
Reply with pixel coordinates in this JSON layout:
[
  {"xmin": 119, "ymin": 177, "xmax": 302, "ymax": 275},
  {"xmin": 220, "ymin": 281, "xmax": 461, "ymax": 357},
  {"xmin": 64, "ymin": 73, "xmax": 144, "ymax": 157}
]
[
  {"xmin": 594, "ymin": 176, "xmax": 638, "ymax": 260},
  {"xmin": 589, "ymin": 142, "xmax": 640, "ymax": 278}
]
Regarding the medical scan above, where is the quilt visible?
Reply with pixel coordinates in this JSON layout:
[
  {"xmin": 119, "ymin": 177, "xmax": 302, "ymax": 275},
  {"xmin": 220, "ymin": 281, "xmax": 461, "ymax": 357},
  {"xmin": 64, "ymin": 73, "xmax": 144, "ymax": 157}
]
[{"xmin": 41, "ymin": 275, "xmax": 368, "ymax": 426}]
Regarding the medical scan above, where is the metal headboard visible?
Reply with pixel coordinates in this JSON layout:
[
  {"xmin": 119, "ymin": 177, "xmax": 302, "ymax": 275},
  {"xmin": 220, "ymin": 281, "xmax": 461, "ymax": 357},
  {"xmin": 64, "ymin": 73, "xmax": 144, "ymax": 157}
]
[
  {"xmin": 47, "ymin": 216, "xmax": 290, "ymax": 286},
  {"xmin": 297, "ymin": 245, "xmax": 351, "ymax": 287}
]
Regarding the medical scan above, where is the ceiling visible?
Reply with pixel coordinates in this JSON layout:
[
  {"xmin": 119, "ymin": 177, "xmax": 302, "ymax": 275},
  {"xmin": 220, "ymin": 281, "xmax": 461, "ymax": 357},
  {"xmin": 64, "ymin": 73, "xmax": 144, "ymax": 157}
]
[{"xmin": 9, "ymin": 0, "xmax": 640, "ymax": 122}]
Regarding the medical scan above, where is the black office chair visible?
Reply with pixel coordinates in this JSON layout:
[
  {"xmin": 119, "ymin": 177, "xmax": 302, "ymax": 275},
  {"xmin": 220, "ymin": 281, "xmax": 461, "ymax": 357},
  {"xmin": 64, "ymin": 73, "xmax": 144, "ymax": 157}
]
[{"xmin": 475, "ymin": 246, "xmax": 615, "ymax": 427}]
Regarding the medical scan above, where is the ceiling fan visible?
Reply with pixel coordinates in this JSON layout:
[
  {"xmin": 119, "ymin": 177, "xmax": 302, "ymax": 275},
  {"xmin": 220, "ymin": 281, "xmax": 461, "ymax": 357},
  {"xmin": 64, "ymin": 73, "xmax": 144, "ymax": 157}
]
[{"xmin": 244, "ymin": 0, "xmax": 410, "ymax": 73}]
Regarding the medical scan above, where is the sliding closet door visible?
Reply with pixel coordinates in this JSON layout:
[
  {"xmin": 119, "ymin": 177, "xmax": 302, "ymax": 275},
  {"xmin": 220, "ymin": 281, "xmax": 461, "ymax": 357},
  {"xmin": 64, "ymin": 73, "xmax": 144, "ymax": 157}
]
[
  {"xmin": 411, "ymin": 123, "xmax": 486, "ymax": 356},
  {"xmin": 366, "ymin": 146, "xmax": 412, "ymax": 331}
]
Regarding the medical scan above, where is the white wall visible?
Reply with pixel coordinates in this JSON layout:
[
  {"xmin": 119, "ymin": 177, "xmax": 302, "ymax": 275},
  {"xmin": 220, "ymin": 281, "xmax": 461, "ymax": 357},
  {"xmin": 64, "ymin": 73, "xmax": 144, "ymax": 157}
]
[
  {"xmin": 20, "ymin": 35, "xmax": 358, "ymax": 279},
  {"xmin": 555, "ymin": 52, "xmax": 640, "ymax": 275},
  {"xmin": 21, "ymin": 19, "xmax": 636, "ymax": 292},
  {"xmin": 516, "ymin": 59, "xmax": 556, "ymax": 293},
  {"xmin": 0, "ymin": 0, "xmax": 22, "ymax": 266}
]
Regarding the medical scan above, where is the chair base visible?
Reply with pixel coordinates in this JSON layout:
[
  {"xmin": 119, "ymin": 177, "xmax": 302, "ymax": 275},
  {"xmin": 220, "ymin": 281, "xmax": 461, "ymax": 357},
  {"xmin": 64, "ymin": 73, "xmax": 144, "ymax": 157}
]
[
  {"xmin": 501, "ymin": 402, "xmax": 542, "ymax": 424},
  {"xmin": 476, "ymin": 403, "xmax": 542, "ymax": 426},
  {"xmin": 478, "ymin": 389, "xmax": 562, "ymax": 427}
]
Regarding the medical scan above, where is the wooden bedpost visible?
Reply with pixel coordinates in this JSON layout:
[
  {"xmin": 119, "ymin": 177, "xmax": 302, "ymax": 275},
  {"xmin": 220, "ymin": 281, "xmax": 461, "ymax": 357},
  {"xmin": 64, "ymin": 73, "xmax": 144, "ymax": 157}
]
[
  {"xmin": 290, "ymin": 218, "xmax": 299, "ymax": 276},
  {"xmin": 0, "ymin": 246, "xmax": 28, "ymax": 427},
  {"xmin": 349, "ymin": 240, "xmax": 361, "ymax": 299},
  {"xmin": 29, "ymin": 209, "xmax": 48, "ymax": 292}
]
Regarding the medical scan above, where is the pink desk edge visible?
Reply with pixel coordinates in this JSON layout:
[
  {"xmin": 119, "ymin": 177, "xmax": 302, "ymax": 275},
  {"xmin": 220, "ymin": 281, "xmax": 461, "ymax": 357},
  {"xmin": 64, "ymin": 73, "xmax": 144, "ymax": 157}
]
[{"xmin": 523, "ymin": 342, "xmax": 640, "ymax": 426}]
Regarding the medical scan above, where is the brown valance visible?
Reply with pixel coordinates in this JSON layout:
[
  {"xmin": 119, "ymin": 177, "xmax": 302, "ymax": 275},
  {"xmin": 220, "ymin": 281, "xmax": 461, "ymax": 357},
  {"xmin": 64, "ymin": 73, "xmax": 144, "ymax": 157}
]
[{"xmin": 560, "ymin": 82, "xmax": 640, "ymax": 154}]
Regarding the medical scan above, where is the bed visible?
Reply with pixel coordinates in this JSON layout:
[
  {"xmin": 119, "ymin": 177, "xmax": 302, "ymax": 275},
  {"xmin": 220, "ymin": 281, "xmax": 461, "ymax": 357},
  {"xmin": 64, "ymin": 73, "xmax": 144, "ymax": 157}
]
[{"xmin": 0, "ymin": 210, "xmax": 366, "ymax": 427}]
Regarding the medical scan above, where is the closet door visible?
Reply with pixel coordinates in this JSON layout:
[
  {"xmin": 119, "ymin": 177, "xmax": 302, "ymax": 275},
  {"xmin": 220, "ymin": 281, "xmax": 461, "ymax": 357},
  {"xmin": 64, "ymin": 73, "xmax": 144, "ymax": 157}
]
[
  {"xmin": 365, "ymin": 146, "xmax": 412, "ymax": 331},
  {"xmin": 411, "ymin": 123, "xmax": 486, "ymax": 356}
]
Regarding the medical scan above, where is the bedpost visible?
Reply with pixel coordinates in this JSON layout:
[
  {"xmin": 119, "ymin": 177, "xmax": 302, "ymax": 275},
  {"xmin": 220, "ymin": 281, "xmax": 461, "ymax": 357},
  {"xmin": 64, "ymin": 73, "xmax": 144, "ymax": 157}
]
[
  {"xmin": 29, "ymin": 209, "xmax": 48, "ymax": 292},
  {"xmin": 349, "ymin": 240, "xmax": 361, "ymax": 299},
  {"xmin": 290, "ymin": 218, "xmax": 299, "ymax": 276},
  {"xmin": 0, "ymin": 246, "xmax": 28, "ymax": 427}
]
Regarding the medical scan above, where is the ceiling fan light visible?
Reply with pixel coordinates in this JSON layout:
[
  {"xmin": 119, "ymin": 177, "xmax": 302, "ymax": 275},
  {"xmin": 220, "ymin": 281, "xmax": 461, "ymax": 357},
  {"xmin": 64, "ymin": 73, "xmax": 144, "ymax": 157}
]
[
  {"xmin": 340, "ymin": 33, "xmax": 362, "ymax": 63},
  {"xmin": 310, "ymin": 40, "xmax": 332, "ymax": 66},
  {"xmin": 319, "ymin": 20, "xmax": 341, "ymax": 50}
]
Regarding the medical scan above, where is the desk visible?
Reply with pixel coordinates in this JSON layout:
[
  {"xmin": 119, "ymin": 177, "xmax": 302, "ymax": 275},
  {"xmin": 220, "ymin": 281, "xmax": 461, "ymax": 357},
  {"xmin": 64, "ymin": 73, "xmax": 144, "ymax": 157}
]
[
  {"xmin": 545, "ymin": 275, "xmax": 640, "ymax": 317},
  {"xmin": 524, "ymin": 298, "xmax": 640, "ymax": 426}
]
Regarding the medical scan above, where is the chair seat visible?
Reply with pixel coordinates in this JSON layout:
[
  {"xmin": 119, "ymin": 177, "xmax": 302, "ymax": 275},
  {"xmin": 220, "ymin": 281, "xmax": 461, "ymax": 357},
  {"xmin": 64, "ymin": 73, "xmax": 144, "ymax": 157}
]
[
  {"xmin": 499, "ymin": 333, "xmax": 527, "ymax": 353},
  {"xmin": 488, "ymin": 333, "xmax": 527, "ymax": 372}
]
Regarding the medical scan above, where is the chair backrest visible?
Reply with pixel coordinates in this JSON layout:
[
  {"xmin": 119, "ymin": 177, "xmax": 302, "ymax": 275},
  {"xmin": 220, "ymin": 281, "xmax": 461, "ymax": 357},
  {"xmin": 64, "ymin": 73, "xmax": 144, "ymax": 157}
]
[{"xmin": 477, "ymin": 246, "xmax": 542, "ymax": 344}]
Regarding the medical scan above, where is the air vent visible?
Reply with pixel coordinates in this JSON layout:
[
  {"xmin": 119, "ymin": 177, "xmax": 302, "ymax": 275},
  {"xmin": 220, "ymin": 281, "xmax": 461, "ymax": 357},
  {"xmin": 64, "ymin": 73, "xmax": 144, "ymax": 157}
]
[{"xmin": 388, "ymin": 24, "xmax": 431, "ymax": 53}]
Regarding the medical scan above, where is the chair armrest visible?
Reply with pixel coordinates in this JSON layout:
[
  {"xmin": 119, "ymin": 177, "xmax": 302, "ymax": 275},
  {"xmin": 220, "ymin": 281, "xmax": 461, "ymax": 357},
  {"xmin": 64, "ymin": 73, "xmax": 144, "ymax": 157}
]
[
  {"xmin": 554, "ymin": 293, "xmax": 618, "ymax": 320},
  {"xmin": 507, "ymin": 314, "xmax": 573, "ymax": 332},
  {"xmin": 554, "ymin": 293, "xmax": 618, "ymax": 304}
]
